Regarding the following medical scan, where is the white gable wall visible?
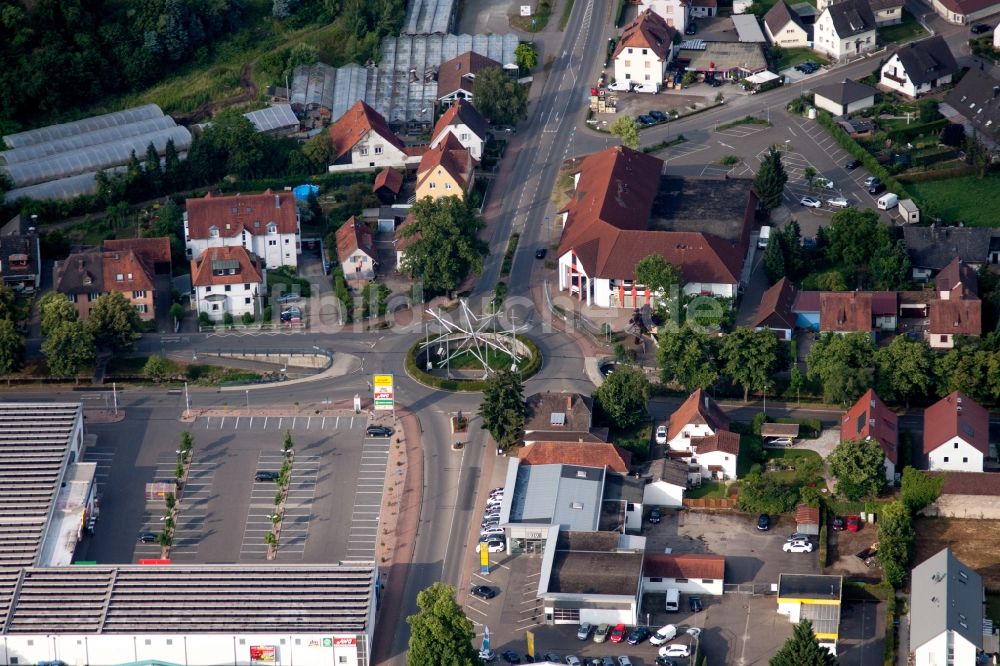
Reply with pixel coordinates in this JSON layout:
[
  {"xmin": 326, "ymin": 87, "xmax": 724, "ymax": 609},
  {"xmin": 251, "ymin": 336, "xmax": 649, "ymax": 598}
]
[{"xmin": 927, "ymin": 436, "xmax": 984, "ymax": 472}]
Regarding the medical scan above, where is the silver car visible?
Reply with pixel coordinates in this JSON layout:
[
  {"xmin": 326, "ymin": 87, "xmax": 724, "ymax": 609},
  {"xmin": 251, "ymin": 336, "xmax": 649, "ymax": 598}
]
[{"xmin": 576, "ymin": 622, "xmax": 593, "ymax": 640}]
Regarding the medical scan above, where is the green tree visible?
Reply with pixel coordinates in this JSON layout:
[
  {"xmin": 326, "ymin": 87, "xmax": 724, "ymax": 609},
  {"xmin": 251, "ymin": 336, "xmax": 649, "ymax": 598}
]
[
  {"xmin": 0, "ymin": 318, "xmax": 24, "ymax": 376},
  {"xmin": 789, "ymin": 364, "xmax": 804, "ymax": 403},
  {"xmin": 609, "ymin": 116, "xmax": 640, "ymax": 150},
  {"xmin": 406, "ymin": 583, "xmax": 477, "ymax": 666},
  {"xmin": 877, "ymin": 500, "xmax": 914, "ymax": 588},
  {"xmin": 86, "ymin": 292, "xmax": 142, "ymax": 351},
  {"xmin": 770, "ymin": 619, "xmax": 838, "ymax": 666},
  {"xmin": 515, "ymin": 42, "xmax": 538, "ymax": 71},
  {"xmin": 634, "ymin": 254, "xmax": 680, "ymax": 318},
  {"xmin": 479, "ymin": 370, "xmax": 526, "ymax": 451},
  {"xmin": 738, "ymin": 472, "xmax": 799, "ymax": 514},
  {"xmin": 472, "ymin": 67, "xmax": 528, "ymax": 126},
  {"xmin": 935, "ymin": 343, "xmax": 994, "ymax": 404},
  {"xmin": 900, "ymin": 467, "xmax": 944, "ymax": 513},
  {"xmin": 657, "ymin": 324, "xmax": 719, "ymax": 391},
  {"xmin": 399, "ymin": 197, "xmax": 487, "ymax": 294},
  {"xmin": 803, "ymin": 166, "xmax": 817, "ymax": 187},
  {"xmin": 42, "ymin": 320, "xmax": 95, "ymax": 378},
  {"xmin": 302, "ymin": 133, "xmax": 335, "ymax": 168},
  {"xmin": 828, "ymin": 438, "xmax": 886, "ymax": 500},
  {"xmin": 805, "ymin": 332, "xmax": 875, "ymax": 405},
  {"xmin": 170, "ymin": 303, "xmax": 185, "ymax": 321},
  {"xmin": 593, "ymin": 364, "xmax": 650, "ymax": 430},
  {"xmin": 824, "ymin": 208, "xmax": 888, "ymax": 279},
  {"xmin": 875, "ymin": 335, "xmax": 934, "ymax": 407},
  {"xmin": 144, "ymin": 141, "xmax": 162, "ymax": 190},
  {"xmin": 762, "ymin": 233, "xmax": 787, "ymax": 283},
  {"xmin": 144, "ymin": 355, "xmax": 169, "ymax": 382},
  {"xmin": 719, "ymin": 327, "xmax": 781, "ymax": 401},
  {"xmin": 753, "ymin": 146, "xmax": 788, "ymax": 212},
  {"xmin": 869, "ymin": 239, "xmax": 912, "ymax": 290},
  {"xmin": 0, "ymin": 283, "xmax": 14, "ymax": 321}
]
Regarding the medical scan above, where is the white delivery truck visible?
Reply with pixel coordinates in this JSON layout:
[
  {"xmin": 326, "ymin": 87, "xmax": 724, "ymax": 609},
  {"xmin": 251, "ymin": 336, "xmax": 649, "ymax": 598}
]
[
  {"xmin": 665, "ymin": 588, "xmax": 680, "ymax": 612},
  {"xmin": 758, "ymin": 225, "xmax": 771, "ymax": 249},
  {"xmin": 877, "ymin": 193, "xmax": 899, "ymax": 210}
]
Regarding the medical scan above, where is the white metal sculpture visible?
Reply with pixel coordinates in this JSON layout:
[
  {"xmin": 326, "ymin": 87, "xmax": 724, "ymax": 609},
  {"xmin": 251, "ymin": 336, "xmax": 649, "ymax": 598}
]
[{"xmin": 422, "ymin": 300, "xmax": 529, "ymax": 379}]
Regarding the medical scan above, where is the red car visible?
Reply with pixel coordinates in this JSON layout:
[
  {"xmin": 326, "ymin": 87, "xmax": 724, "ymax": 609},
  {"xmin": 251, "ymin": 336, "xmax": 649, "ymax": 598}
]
[
  {"xmin": 847, "ymin": 515, "xmax": 860, "ymax": 532},
  {"xmin": 610, "ymin": 623, "xmax": 627, "ymax": 643}
]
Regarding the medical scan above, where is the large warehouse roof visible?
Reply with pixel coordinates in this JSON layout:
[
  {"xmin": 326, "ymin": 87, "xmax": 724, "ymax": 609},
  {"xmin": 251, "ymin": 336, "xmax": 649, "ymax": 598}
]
[
  {"xmin": 1, "ymin": 105, "xmax": 165, "ymax": 150},
  {"xmin": 2, "ymin": 564, "xmax": 376, "ymax": 634}
]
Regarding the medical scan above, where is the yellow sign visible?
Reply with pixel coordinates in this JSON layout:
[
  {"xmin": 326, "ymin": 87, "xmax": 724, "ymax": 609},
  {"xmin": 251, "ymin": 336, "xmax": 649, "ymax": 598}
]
[
  {"xmin": 480, "ymin": 543, "xmax": 489, "ymax": 571},
  {"xmin": 373, "ymin": 374, "xmax": 393, "ymax": 388},
  {"xmin": 373, "ymin": 374, "xmax": 394, "ymax": 411},
  {"xmin": 526, "ymin": 631, "xmax": 535, "ymax": 658}
]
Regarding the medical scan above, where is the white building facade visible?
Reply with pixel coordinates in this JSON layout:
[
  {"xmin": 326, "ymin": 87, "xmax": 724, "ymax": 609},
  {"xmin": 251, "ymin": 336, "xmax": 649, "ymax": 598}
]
[
  {"xmin": 184, "ymin": 191, "xmax": 301, "ymax": 269},
  {"xmin": 638, "ymin": 0, "xmax": 688, "ymax": 28},
  {"xmin": 927, "ymin": 437, "xmax": 985, "ymax": 472},
  {"xmin": 191, "ymin": 247, "xmax": 265, "ymax": 322},
  {"xmin": 880, "ymin": 53, "xmax": 955, "ymax": 97},
  {"xmin": 813, "ymin": 3, "xmax": 877, "ymax": 60}
]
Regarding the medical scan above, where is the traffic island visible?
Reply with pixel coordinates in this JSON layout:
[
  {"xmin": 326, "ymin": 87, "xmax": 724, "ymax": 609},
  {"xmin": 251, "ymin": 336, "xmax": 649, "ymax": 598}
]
[{"xmin": 404, "ymin": 334, "xmax": 542, "ymax": 392}]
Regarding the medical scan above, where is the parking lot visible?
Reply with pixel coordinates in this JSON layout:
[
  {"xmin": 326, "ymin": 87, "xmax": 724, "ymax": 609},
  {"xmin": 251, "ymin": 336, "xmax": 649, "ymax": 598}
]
[{"xmin": 77, "ymin": 409, "xmax": 387, "ymax": 565}]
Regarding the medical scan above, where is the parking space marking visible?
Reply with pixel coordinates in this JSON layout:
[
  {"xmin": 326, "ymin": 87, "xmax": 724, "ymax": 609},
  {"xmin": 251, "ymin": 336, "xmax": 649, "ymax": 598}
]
[
  {"xmin": 197, "ymin": 416, "xmax": 363, "ymax": 431},
  {"xmin": 169, "ymin": 461, "xmax": 216, "ymax": 559},
  {"xmin": 239, "ymin": 454, "xmax": 321, "ymax": 561},
  {"xmin": 715, "ymin": 124, "xmax": 769, "ymax": 138},
  {"xmin": 344, "ymin": 435, "xmax": 391, "ymax": 560},
  {"xmin": 660, "ymin": 142, "xmax": 710, "ymax": 163},
  {"xmin": 81, "ymin": 445, "xmax": 115, "ymax": 497}
]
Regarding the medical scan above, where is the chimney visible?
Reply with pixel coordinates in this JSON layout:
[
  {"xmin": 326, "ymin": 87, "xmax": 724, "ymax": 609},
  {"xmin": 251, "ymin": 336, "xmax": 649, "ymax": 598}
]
[
  {"xmin": 275, "ymin": 195, "xmax": 281, "ymax": 208},
  {"xmin": 566, "ymin": 395, "xmax": 573, "ymax": 411},
  {"xmin": 703, "ymin": 394, "xmax": 709, "ymax": 410}
]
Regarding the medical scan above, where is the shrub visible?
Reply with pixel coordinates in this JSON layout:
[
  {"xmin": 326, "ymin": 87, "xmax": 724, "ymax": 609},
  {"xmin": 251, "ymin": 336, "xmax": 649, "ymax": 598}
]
[
  {"xmin": 405, "ymin": 336, "xmax": 542, "ymax": 392},
  {"xmin": 198, "ymin": 312, "xmax": 212, "ymax": 327},
  {"xmin": 818, "ymin": 522, "xmax": 828, "ymax": 567},
  {"xmin": 223, "ymin": 312, "xmax": 234, "ymax": 327},
  {"xmin": 241, "ymin": 312, "xmax": 255, "ymax": 325},
  {"xmin": 262, "ymin": 306, "xmax": 273, "ymax": 322},
  {"xmin": 500, "ymin": 233, "xmax": 519, "ymax": 277}
]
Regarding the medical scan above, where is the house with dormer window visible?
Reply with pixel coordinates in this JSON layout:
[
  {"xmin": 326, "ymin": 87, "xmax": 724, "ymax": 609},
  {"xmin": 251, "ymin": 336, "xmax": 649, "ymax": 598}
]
[
  {"xmin": 191, "ymin": 246, "xmax": 265, "ymax": 321},
  {"xmin": 183, "ymin": 190, "xmax": 301, "ymax": 269},
  {"xmin": 880, "ymin": 36, "xmax": 958, "ymax": 98}
]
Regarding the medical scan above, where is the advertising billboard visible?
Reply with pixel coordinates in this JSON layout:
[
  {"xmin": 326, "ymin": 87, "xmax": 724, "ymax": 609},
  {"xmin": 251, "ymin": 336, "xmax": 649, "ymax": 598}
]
[
  {"xmin": 373, "ymin": 374, "xmax": 394, "ymax": 411},
  {"xmin": 249, "ymin": 646, "xmax": 276, "ymax": 663}
]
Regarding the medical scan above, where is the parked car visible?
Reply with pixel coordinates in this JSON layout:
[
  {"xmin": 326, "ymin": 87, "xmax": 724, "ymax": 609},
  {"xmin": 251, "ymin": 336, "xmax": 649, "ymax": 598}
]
[
  {"xmin": 832, "ymin": 516, "xmax": 845, "ymax": 531},
  {"xmin": 636, "ymin": 115, "xmax": 655, "ymax": 126},
  {"xmin": 800, "ymin": 196, "xmax": 821, "ymax": 208},
  {"xmin": 649, "ymin": 110, "xmax": 667, "ymax": 122},
  {"xmin": 649, "ymin": 508, "xmax": 662, "ymax": 524},
  {"xmin": 971, "ymin": 22, "xmax": 991, "ymax": 33},
  {"xmin": 610, "ymin": 624, "xmax": 627, "ymax": 643},
  {"xmin": 544, "ymin": 655, "xmax": 561, "ymax": 664},
  {"xmin": 794, "ymin": 61, "xmax": 819, "ymax": 73},
  {"xmin": 471, "ymin": 585, "xmax": 497, "ymax": 599},
  {"xmin": 864, "ymin": 176, "xmax": 880, "ymax": 188},
  {"xmin": 769, "ymin": 437, "xmax": 794, "ymax": 447},
  {"xmin": 627, "ymin": 626, "xmax": 651, "ymax": 645},
  {"xmin": 784, "ymin": 539, "xmax": 815, "ymax": 553},
  {"xmin": 607, "ymin": 80, "xmax": 632, "ymax": 92},
  {"xmin": 565, "ymin": 658, "xmax": 582, "ymax": 666},
  {"xmin": 707, "ymin": 77, "xmax": 723, "ymax": 87},
  {"xmin": 655, "ymin": 425, "xmax": 668, "ymax": 444},
  {"xmin": 689, "ymin": 596, "xmax": 703, "ymax": 612},
  {"xmin": 757, "ymin": 514, "xmax": 771, "ymax": 531},
  {"xmin": 481, "ymin": 526, "xmax": 505, "ymax": 537},
  {"xmin": 685, "ymin": 21, "xmax": 697, "ymax": 34},
  {"xmin": 845, "ymin": 159, "xmax": 861, "ymax": 170},
  {"xmin": 659, "ymin": 645, "xmax": 691, "ymax": 658},
  {"xmin": 276, "ymin": 292, "xmax": 301, "ymax": 303},
  {"xmin": 577, "ymin": 623, "xmax": 594, "ymax": 640},
  {"xmin": 634, "ymin": 83, "xmax": 659, "ymax": 93},
  {"xmin": 593, "ymin": 624, "xmax": 610, "ymax": 643},
  {"xmin": 618, "ymin": 658, "xmax": 633, "ymax": 666},
  {"xmin": 476, "ymin": 539, "xmax": 505, "ymax": 553},
  {"xmin": 366, "ymin": 425, "xmax": 393, "ymax": 437},
  {"xmin": 827, "ymin": 196, "xmax": 850, "ymax": 208},
  {"xmin": 655, "ymin": 658, "xmax": 678, "ymax": 666},
  {"xmin": 254, "ymin": 471, "xmax": 279, "ymax": 481},
  {"xmin": 601, "ymin": 658, "xmax": 615, "ymax": 666},
  {"xmin": 649, "ymin": 625, "xmax": 677, "ymax": 646},
  {"xmin": 869, "ymin": 182, "xmax": 886, "ymax": 195},
  {"xmin": 686, "ymin": 628, "xmax": 702, "ymax": 638},
  {"xmin": 787, "ymin": 532, "xmax": 812, "ymax": 542},
  {"xmin": 502, "ymin": 650, "xmax": 521, "ymax": 664},
  {"xmin": 137, "ymin": 531, "xmax": 158, "ymax": 543},
  {"xmin": 847, "ymin": 514, "xmax": 861, "ymax": 532},
  {"xmin": 535, "ymin": 248, "xmax": 547, "ymax": 259}
]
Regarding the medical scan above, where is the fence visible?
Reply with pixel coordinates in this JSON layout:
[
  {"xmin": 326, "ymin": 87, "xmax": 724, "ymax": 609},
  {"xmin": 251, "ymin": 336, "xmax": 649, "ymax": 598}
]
[
  {"xmin": 683, "ymin": 498, "xmax": 737, "ymax": 509},
  {"xmin": 723, "ymin": 583, "xmax": 772, "ymax": 595}
]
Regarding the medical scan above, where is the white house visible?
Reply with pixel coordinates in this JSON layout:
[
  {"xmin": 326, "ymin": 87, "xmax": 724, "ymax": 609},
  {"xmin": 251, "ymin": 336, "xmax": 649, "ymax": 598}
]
[
  {"xmin": 638, "ymin": 0, "xmax": 688, "ymax": 28},
  {"xmin": 642, "ymin": 458, "xmax": 689, "ymax": 507},
  {"xmin": 910, "ymin": 548, "xmax": 983, "ymax": 666},
  {"xmin": 924, "ymin": 392, "xmax": 989, "ymax": 472},
  {"xmin": 335, "ymin": 216, "xmax": 377, "ymax": 281},
  {"xmin": 429, "ymin": 99, "xmax": 489, "ymax": 160},
  {"xmin": 812, "ymin": 79, "xmax": 878, "ymax": 116},
  {"xmin": 642, "ymin": 553, "xmax": 725, "ymax": 596},
  {"xmin": 880, "ymin": 36, "xmax": 959, "ymax": 97},
  {"xmin": 613, "ymin": 9, "xmax": 677, "ymax": 88},
  {"xmin": 870, "ymin": 0, "xmax": 904, "ymax": 25},
  {"xmin": 191, "ymin": 246, "xmax": 265, "ymax": 322},
  {"xmin": 814, "ymin": 0, "xmax": 877, "ymax": 61},
  {"xmin": 666, "ymin": 389, "xmax": 731, "ymax": 453},
  {"xmin": 327, "ymin": 100, "xmax": 423, "ymax": 172},
  {"xmin": 184, "ymin": 190, "xmax": 301, "ymax": 269},
  {"xmin": 689, "ymin": 431, "xmax": 740, "ymax": 481},
  {"xmin": 689, "ymin": 0, "xmax": 718, "ymax": 19},
  {"xmin": 764, "ymin": 1, "xmax": 810, "ymax": 47}
]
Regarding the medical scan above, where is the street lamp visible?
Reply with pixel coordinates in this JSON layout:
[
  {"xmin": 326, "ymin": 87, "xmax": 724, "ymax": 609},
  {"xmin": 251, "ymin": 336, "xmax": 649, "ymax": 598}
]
[{"xmin": 245, "ymin": 390, "xmax": 249, "ymax": 410}]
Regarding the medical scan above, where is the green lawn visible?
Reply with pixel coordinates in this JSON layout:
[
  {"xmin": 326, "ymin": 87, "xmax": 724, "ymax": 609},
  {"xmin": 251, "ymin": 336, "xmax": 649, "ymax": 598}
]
[
  {"xmin": 686, "ymin": 481, "xmax": 729, "ymax": 500},
  {"xmin": 764, "ymin": 448, "xmax": 822, "ymax": 464},
  {"xmin": 773, "ymin": 47, "xmax": 818, "ymax": 71},
  {"xmin": 878, "ymin": 9, "xmax": 929, "ymax": 45},
  {"xmin": 909, "ymin": 174, "xmax": 1000, "ymax": 227}
]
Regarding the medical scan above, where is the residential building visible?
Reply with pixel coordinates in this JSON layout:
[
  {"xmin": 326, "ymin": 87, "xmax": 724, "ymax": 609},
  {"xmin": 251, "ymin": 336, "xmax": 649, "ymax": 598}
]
[
  {"xmin": 429, "ymin": 99, "xmax": 489, "ymax": 160},
  {"xmin": 372, "ymin": 168, "xmax": 404, "ymax": 205},
  {"xmin": 813, "ymin": 79, "xmax": 878, "ymax": 116},
  {"xmin": 995, "ymin": 22, "xmax": 1000, "ymax": 48},
  {"xmin": 394, "ymin": 213, "xmax": 418, "ymax": 271},
  {"xmin": 903, "ymin": 225, "xmax": 999, "ymax": 278},
  {"xmin": 880, "ymin": 36, "xmax": 959, "ymax": 97},
  {"xmin": 523, "ymin": 392, "xmax": 609, "ymax": 444},
  {"xmin": 909, "ymin": 548, "xmax": 983, "ymax": 666},
  {"xmin": 556, "ymin": 147, "xmax": 756, "ymax": 307},
  {"xmin": 924, "ymin": 391, "xmax": 989, "ymax": 472},
  {"xmin": 753, "ymin": 277, "xmax": 798, "ymax": 340},
  {"xmin": 776, "ymin": 574, "xmax": 843, "ymax": 655},
  {"xmin": 869, "ymin": 0, "xmax": 904, "ymax": 24},
  {"xmin": 676, "ymin": 41, "xmax": 768, "ymax": 79},
  {"xmin": 819, "ymin": 291, "xmax": 897, "ymax": 335},
  {"xmin": 813, "ymin": 0, "xmax": 877, "ymax": 61},
  {"xmin": 335, "ymin": 216, "xmax": 377, "ymax": 281},
  {"xmin": 689, "ymin": 430, "xmax": 740, "ymax": 481},
  {"xmin": 638, "ymin": 0, "xmax": 688, "ymax": 29},
  {"xmin": 0, "ymin": 215, "xmax": 41, "ymax": 293},
  {"xmin": 690, "ymin": 0, "xmax": 718, "ymax": 17},
  {"xmin": 733, "ymin": 13, "xmax": 769, "ymax": 42},
  {"xmin": 613, "ymin": 9, "xmax": 677, "ymax": 88},
  {"xmin": 415, "ymin": 133, "xmax": 476, "ymax": 201},
  {"xmin": 943, "ymin": 68, "xmax": 1000, "ymax": 146},
  {"xmin": 734, "ymin": 0, "xmax": 755, "ymax": 13},
  {"xmin": 327, "ymin": 100, "xmax": 423, "ymax": 172},
  {"xmin": 518, "ymin": 441, "xmax": 632, "ymax": 474},
  {"xmin": 764, "ymin": 1, "xmax": 810, "ymax": 47},
  {"xmin": 184, "ymin": 190, "xmax": 301, "ymax": 269},
  {"xmin": 436, "ymin": 51, "xmax": 502, "ymax": 108},
  {"xmin": 666, "ymin": 390, "xmax": 740, "ymax": 480},
  {"xmin": 929, "ymin": 0, "xmax": 1000, "ymax": 24},
  {"xmin": 642, "ymin": 553, "xmax": 725, "ymax": 595},
  {"xmin": 642, "ymin": 457, "xmax": 691, "ymax": 507},
  {"xmin": 841, "ymin": 390, "xmax": 898, "ymax": 483},
  {"xmin": 795, "ymin": 504, "xmax": 821, "ymax": 535},
  {"xmin": 928, "ymin": 258, "xmax": 982, "ymax": 349},
  {"xmin": 190, "ymin": 246, "xmax": 265, "ymax": 322}
]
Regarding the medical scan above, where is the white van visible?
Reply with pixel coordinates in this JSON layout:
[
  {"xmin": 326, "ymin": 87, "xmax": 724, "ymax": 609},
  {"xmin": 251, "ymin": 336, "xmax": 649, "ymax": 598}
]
[
  {"xmin": 634, "ymin": 82, "xmax": 660, "ymax": 94},
  {"xmin": 877, "ymin": 193, "xmax": 899, "ymax": 210},
  {"xmin": 649, "ymin": 624, "xmax": 678, "ymax": 645},
  {"xmin": 665, "ymin": 588, "xmax": 680, "ymax": 612},
  {"xmin": 758, "ymin": 225, "xmax": 771, "ymax": 249},
  {"xmin": 607, "ymin": 79, "xmax": 632, "ymax": 92}
]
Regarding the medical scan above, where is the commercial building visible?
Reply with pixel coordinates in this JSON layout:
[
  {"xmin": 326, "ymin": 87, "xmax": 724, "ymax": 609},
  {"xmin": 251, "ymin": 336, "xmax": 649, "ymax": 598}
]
[
  {"xmin": 909, "ymin": 548, "xmax": 984, "ymax": 665},
  {"xmin": 642, "ymin": 553, "xmax": 725, "ymax": 595},
  {"xmin": 776, "ymin": 574, "xmax": 843, "ymax": 655},
  {"xmin": 676, "ymin": 41, "xmax": 768, "ymax": 79},
  {"xmin": 613, "ymin": 10, "xmax": 677, "ymax": 88}
]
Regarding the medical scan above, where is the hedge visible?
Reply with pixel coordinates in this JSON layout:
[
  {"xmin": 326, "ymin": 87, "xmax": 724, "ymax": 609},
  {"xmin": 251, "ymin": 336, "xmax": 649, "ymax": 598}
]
[
  {"xmin": 884, "ymin": 593, "xmax": 898, "ymax": 666},
  {"xmin": 818, "ymin": 522, "xmax": 828, "ymax": 567},
  {"xmin": 217, "ymin": 171, "xmax": 375, "ymax": 194},
  {"xmin": 500, "ymin": 233, "xmax": 519, "ymax": 277},
  {"xmin": 886, "ymin": 118, "xmax": 948, "ymax": 144},
  {"xmin": 815, "ymin": 111, "xmax": 909, "ymax": 198},
  {"xmin": 405, "ymin": 335, "xmax": 542, "ymax": 391}
]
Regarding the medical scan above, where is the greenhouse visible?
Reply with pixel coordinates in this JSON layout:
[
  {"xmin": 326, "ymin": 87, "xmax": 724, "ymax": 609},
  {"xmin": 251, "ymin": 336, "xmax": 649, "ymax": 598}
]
[
  {"xmin": 1, "ymin": 104, "xmax": 165, "ymax": 149},
  {"xmin": 0, "ymin": 116, "xmax": 177, "ymax": 165}
]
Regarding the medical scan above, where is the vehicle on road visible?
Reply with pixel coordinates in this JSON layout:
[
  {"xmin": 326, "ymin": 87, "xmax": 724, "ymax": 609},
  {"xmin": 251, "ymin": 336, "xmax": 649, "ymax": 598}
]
[
  {"xmin": 593, "ymin": 623, "xmax": 610, "ymax": 643},
  {"xmin": 832, "ymin": 516, "xmax": 845, "ymax": 531},
  {"xmin": 577, "ymin": 623, "xmax": 594, "ymax": 640},
  {"xmin": 845, "ymin": 159, "xmax": 861, "ymax": 170},
  {"xmin": 610, "ymin": 624, "xmax": 627, "ymax": 643},
  {"xmin": 659, "ymin": 645, "xmax": 691, "ymax": 658},
  {"xmin": 627, "ymin": 626, "xmax": 651, "ymax": 644},
  {"xmin": 535, "ymin": 248, "xmax": 547, "ymax": 259},
  {"xmin": 471, "ymin": 585, "xmax": 497, "ymax": 599},
  {"xmin": 689, "ymin": 596, "xmax": 703, "ymax": 612},
  {"xmin": 971, "ymin": 22, "xmax": 991, "ymax": 33},
  {"xmin": 365, "ymin": 425, "xmax": 393, "ymax": 437},
  {"xmin": 847, "ymin": 514, "xmax": 861, "ymax": 532},
  {"xmin": 800, "ymin": 196, "xmax": 821, "ymax": 208},
  {"xmin": 501, "ymin": 650, "xmax": 521, "ymax": 664},
  {"xmin": 607, "ymin": 80, "xmax": 632, "ymax": 92},
  {"xmin": 649, "ymin": 625, "xmax": 677, "ymax": 646},
  {"xmin": 655, "ymin": 425, "xmax": 668, "ymax": 444},
  {"xmin": 255, "ymin": 471, "xmax": 279, "ymax": 481},
  {"xmin": 784, "ymin": 539, "xmax": 815, "ymax": 553},
  {"xmin": 649, "ymin": 508, "xmax": 662, "ymax": 524},
  {"xmin": 827, "ymin": 196, "xmax": 850, "ymax": 208},
  {"xmin": 137, "ymin": 531, "xmax": 158, "ymax": 543},
  {"xmin": 757, "ymin": 514, "xmax": 771, "ymax": 531},
  {"xmin": 650, "ymin": 110, "xmax": 667, "ymax": 122}
]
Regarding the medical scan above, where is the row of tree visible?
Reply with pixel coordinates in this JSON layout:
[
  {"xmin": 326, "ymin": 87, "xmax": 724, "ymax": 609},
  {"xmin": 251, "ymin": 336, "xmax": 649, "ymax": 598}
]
[{"xmin": 37, "ymin": 292, "xmax": 142, "ymax": 378}]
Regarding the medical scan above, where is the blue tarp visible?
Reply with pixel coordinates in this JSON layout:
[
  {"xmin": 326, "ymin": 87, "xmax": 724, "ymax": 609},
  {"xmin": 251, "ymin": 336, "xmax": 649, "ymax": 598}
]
[{"xmin": 293, "ymin": 184, "xmax": 319, "ymax": 200}]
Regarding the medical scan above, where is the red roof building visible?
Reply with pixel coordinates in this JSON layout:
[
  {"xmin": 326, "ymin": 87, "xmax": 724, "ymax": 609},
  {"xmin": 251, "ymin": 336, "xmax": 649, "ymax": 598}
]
[
  {"xmin": 753, "ymin": 277, "xmax": 797, "ymax": 339},
  {"xmin": 841, "ymin": 389, "xmax": 898, "ymax": 481},
  {"xmin": 517, "ymin": 441, "xmax": 632, "ymax": 474},
  {"xmin": 924, "ymin": 392, "xmax": 989, "ymax": 473},
  {"xmin": 436, "ymin": 51, "xmax": 503, "ymax": 106},
  {"xmin": 335, "ymin": 217, "xmax": 376, "ymax": 281},
  {"xmin": 372, "ymin": 168, "xmax": 404, "ymax": 205},
  {"xmin": 190, "ymin": 246, "xmax": 265, "ymax": 322}
]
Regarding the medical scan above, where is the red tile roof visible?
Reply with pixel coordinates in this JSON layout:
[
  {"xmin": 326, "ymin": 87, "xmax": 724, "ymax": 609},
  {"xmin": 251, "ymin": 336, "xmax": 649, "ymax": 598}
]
[
  {"xmin": 417, "ymin": 133, "xmax": 476, "ymax": 192},
  {"xmin": 517, "ymin": 441, "xmax": 632, "ymax": 474},
  {"xmin": 793, "ymin": 290, "xmax": 821, "ymax": 313},
  {"xmin": 691, "ymin": 430, "xmax": 740, "ymax": 455},
  {"xmin": 820, "ymin": 291, "xmax": 872, "ymax": 332},
  {"xmin": 753, "ymin": 277, "xmax": 797, "ymax": 330},
  {"xmin": 328, "ymin": 100, "xmax": 406, "ymax": 161},
  {"xmin": 841, "ymin": 389, "xmax": 898, "ymax": 464},
  {"xmin": 923, "ymin": 391, "xmax": 989, "ymax": 456},
  {"xmin": 929, "ymin": 295, "xmax": 981, "ymax": 338},
  {"xmin": 614, "ymin": 9, "xmax": 676, "ymax": 62},
  {"xmin": 935, "ymin": 258, "xmax": 978, "ymax": 297},
  {"xmin": 557, "ymin": 146, "xmax": 747, "ymax": 285},
  {"xmin": 373, "ymin": 168, "xmax": 403, "ymax": 195},
  {"xmin": 101, "ymin": 249, "xmax": 154, "ymax": 293},
  {"xmin": 795, "ymin": 504, "xmax": 820, "ymax": 525},
  {"xmin": 104, "ymin": 237, "xmax": 171, "ymax": 272},
  {"xmin": 934, "ymin": 0, "xmax": 1000, "ymax": 18},
  {"xmin": 668, "ymin": 389, "xmax": 730, "ymax": 441},
  {"xmin": 190, "ymin": 246, "xmax": 263, "ymax": 287},
  {"xmin": 185, "ymin": 190, "xmax": 297, "ymax": 240},
  {"xmin": 394, "ymin": 213, "xmax": 420, "ymax": 252},
  {"xmin": 432, "ymin": 99, "xmax": 489, "ymax": 144},
  {"xmin": 335, "ymin": 216, "xmax": 375, "ymax": 264},
  {"xmin": 643, "ymin": 553, "xmax": 725, "ymax": 580},
  {"xmin": 436, "ymin": 51, "xmax": 502, "ymax": 100},
  {"xmin": 934, "ymin": 471, "xmax": 1000, "ymax": 496}
]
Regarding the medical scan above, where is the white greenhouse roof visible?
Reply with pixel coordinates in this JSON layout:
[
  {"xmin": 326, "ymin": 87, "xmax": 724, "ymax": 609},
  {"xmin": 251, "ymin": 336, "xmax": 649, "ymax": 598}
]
[
  {"xmin": 243, "ymin": 104, "xmax": 299, "ymax": 133},
  {"xmin": 0, "ymin": 116, "xmax": 176, "ymax": 166},
  {"xmin": 2, "ymin": 104, "xmax": 165, "ymax": 149}
]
